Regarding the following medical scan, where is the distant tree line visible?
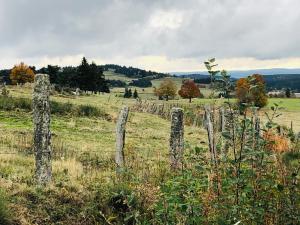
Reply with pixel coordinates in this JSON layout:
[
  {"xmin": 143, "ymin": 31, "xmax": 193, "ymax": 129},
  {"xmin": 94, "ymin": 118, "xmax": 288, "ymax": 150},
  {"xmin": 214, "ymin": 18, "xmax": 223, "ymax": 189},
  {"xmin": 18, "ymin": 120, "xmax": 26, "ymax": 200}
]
[
  {"xmin": 194, "ymin": 77, "xmax": 211, "ymax": 84},
  {"xmin": 263, "ymin": 74, "xmax": 300, "ymax": 92},
  {"xmin": 107, "ymin": 79, "xmax": 127, "ymax": 88},
  {"xmin": 0, "ymin": 57, "xmax": 110, "ymax": 93},
  {"xmin": 184, "ymin": 73, "xmax": 300, "ymax": 92},
  {"xmin": 129, "ymin": 78, "xmax": 152, "ymax": 87},
  {"xmin": 39, "ymin": 57, "xmax": 110, "ymax": 93},
  {"xmin": 102, "ymin": 64, "xmax": 167, "ymax": 79}
]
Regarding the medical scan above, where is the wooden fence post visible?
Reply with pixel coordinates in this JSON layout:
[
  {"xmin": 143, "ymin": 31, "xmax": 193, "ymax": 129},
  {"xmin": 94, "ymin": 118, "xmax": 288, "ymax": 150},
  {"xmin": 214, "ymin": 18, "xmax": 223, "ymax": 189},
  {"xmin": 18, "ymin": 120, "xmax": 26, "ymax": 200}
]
[
  {"xmin": 33, "ymin": 74, "xmax": 52, "ymax": 185},
  {"xmin": 254, "ymin": 113, "xmax": 260, "ymax": 136},
  {"xmin": 219, "ymin": 107, "xmax": 225, "ymax": 132},
  {"xmin": 115, "ymin": 106, "xmax": 129, "ymax": 172},
  {"xmin": 169, "ymin": 107, "xmax": 184, "ymax": 170},
  {"xmin": 205, "ymin": 105, "xmax": 217, "ymax": 164}
]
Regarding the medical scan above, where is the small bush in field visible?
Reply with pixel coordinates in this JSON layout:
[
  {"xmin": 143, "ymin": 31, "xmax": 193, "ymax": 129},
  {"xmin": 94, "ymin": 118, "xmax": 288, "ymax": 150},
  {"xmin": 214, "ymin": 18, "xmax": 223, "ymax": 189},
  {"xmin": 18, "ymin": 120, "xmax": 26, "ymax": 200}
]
[
  {"xmin": 0, "ymin": 96, "xmax": 31, "ymax": 111},
  {"xmin": 0, "ymin": 95, "xmax": 109, "ymax": 119},
  {"xmin": 50, "ymin": 101, "xmax": 73, "ymax": 115},
  {"xmin": 0, "ymin": 188, "xmax": 12, "ymax": 225},
  {"xmin": 77, "ymin": 105, "xmax": 104, "ymax": 117},
  {"xmin": 1, "ymin": 85, "xmax": 9, "ymax": 97},
  {"xmin": 108, "ymin": 183, "xmax": 141, "ymax": 224}
]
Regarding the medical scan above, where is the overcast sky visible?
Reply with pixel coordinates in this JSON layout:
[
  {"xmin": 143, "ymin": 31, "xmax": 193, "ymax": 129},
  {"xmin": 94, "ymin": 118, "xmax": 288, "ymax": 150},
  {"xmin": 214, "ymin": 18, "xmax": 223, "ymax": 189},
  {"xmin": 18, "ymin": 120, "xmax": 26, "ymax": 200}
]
[{"xmin": 1, "ymin": 0, "xmax": 300, "ymax": 72}]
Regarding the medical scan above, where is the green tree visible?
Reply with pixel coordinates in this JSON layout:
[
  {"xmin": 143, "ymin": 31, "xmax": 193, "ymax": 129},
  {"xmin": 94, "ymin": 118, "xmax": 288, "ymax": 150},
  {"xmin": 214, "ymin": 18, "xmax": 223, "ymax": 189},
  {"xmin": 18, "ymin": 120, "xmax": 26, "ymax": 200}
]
[
  {"xmin": 77, "ymin": 57, "xmax": 109, "ymax": 93},
  {"xmin": 124, "ymin": 87, "xmax": 129, "ymax": 98},
  {"xmin": 133, "ymin": 89, "xmax": 138, "ymax": 98},
  {"xmin": 155, "ymin": 78, "xmax": 177, "ymax": 101},
  {"xmin": 128, "ymin": 88, "xmax": 132, "ymax": 98},
  {"xmin": 285, "ymin": 88, "xmax": 291, "ymax": 98},
  {"xmin": 204, "ymin": 58, "xmax": 220, "ymax": 89}
]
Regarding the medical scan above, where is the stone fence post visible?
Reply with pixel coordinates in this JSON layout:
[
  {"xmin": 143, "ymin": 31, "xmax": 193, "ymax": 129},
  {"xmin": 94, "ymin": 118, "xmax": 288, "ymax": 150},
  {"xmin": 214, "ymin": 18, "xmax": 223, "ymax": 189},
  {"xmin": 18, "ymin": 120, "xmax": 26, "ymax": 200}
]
[
  {"xmin": 115, "ymin": 106, "xmax": 129, "ymax": 172},
  {"xmin": 169, "ymin": 107, "xmax": 184, "ymax": 170},
  {"xmin": 33, "ymin": 74, "xmax": 52, "ymax": 185}
]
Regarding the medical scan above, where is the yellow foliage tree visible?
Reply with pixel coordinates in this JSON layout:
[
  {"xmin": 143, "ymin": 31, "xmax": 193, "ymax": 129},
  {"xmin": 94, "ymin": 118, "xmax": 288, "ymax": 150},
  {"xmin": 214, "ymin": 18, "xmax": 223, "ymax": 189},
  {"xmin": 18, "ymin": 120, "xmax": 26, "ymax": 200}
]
[
  {"xmin": 10, "ymin": 62, "xmax": 35, "ymax": 85},
  {"xmin": 155, "ymin": 78, "xmax": 177, "ymax": 101}
]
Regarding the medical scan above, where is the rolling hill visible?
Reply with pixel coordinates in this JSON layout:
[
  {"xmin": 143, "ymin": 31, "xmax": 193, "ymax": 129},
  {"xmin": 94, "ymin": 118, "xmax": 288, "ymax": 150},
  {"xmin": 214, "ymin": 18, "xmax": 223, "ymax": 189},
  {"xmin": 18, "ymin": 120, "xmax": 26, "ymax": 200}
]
[{"xmin": 175, "ymin": 72, "xmax": 300, "ymax": 91}]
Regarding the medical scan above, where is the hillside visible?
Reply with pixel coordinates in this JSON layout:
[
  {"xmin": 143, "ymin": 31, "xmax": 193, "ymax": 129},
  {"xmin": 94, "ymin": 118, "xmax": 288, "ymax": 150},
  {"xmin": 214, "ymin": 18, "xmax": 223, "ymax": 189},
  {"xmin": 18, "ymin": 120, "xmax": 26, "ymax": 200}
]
[
  {"xmin": 102, "ymin": 64, "xmax": 169, "ymax": 79},
  {"xmin": 263, "ymin": 74, "xmax": 300, "ymax": 91},
  {"xmin": 176, "ymin": 73, "xmax": 300, "ymax": 91},
  {"xmin": 0, "ymin": 84, "xmax": 299, "ymax": 224}
]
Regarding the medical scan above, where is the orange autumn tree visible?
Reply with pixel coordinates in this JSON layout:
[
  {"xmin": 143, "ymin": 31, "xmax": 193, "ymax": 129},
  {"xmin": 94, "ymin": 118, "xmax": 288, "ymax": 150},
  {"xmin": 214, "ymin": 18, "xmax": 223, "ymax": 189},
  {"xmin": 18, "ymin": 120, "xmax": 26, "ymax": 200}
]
[
  {"xmin": 178, "ymin": 80, "xmax": 201, "ymax": 103},
  {"xmin": 236, "ymin": 74, "xmax": 268, "ymax": 108},
  {"xmin": 10, "ymin": 62, "xmax": 35, "ymax": 85}
]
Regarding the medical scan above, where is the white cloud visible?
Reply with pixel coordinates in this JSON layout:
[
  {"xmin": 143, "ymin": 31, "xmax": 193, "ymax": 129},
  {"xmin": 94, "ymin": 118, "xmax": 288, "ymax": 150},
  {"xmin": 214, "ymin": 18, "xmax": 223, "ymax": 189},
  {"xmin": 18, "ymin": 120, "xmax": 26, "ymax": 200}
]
[{"xmin": 149, "ymin": 10, "xmax": 184, "ymax": 29}]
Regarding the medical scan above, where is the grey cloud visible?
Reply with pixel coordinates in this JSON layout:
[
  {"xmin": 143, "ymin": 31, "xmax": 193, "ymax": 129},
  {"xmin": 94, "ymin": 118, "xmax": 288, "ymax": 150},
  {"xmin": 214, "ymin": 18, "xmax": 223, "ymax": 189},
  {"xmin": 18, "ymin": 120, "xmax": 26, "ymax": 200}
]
[{"xmin": 0, "ymin": 0, "xmax": 299, "ymax": 68}]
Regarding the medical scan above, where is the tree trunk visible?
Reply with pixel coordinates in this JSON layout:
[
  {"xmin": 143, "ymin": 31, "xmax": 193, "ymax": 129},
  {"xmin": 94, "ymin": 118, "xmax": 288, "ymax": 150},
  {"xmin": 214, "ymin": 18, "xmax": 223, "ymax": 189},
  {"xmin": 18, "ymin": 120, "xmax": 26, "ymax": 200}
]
[
  {"xmin": 33, "ymin": 74, "xmax": 52, "ymax": 185},
  {"xmin": 189, "ymin": 97, "xmax": 192, "ymax": 103}
]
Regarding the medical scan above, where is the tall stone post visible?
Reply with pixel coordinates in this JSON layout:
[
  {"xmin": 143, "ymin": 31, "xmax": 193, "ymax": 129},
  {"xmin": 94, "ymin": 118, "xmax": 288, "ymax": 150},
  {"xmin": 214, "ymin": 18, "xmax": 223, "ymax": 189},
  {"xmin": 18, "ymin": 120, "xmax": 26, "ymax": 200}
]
[
  {"xmin": 115, "ymin": 106, "xmax": 129, "ymax": 172},
  {"xmin": 169, "ymin": 108, "xmax": 184, "ymax": 170},
  {"xmin": 33, "ymin": 74, "xmax": 52, "ymax": 185}
]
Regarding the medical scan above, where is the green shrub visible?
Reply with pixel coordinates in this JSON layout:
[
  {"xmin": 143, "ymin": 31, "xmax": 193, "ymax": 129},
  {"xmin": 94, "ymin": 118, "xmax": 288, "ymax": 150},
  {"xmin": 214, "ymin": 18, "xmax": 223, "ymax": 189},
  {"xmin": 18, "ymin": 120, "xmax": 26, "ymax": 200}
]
[
  {"xmin": 0, "ymin": 188, "xmax": 12, "ymax": 225},
  {"xmin": 0, "ymin": 95, "xmax": 109, "ymax": 119},
  {"xmin": 77, "ymin": 105, "xmax": 104, "ymax": 117},
  {"xmin": 154, "ymin": 170, "xmax": 204, "ymax": 225},
  {"xmin": 1, "ymin": 85, "xmax": 9, "ymax": 97},
  {"xmin": 108, "ymin": 183, "xmax": 141, "ymax": 225},
  {"xmin": 0, "ymin": 96, "xmax": 31, "ymax": 111},
  {"xmin": 50, "ymin": 101, "xmax": 73, "ymax": 115},
  {"xmin": 78, "ymin": 152, "xmax": 114, "ymax": 171}
]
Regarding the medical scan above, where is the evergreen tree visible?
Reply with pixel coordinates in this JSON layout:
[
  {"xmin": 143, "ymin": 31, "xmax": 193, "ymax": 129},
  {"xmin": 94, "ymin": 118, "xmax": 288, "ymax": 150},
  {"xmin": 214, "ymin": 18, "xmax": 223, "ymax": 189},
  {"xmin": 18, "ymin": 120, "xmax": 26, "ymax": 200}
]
[
  {"xmin": 77, "ymin": 57, "xmax": 90, "ymax": 91},
  {"xmin": 285, "ymin": 88, "xmax": 291, "ymax": 98},
  {"xmin": 39, "ymin": 65, "xmax": 60, "ymax": 84},
  {"xmin": 128, "ymin": 88, "xmax": 132, "ymax": 98},
  {"xmin": 77, "ymin": 57, "xmax": 110, "ymax": 93},
  {"xmin": 124, "ymin": 87, "xmax": 129, "ymax": 98},
  {"xmin": 133, "ymin": 89, "xmax": 138, "ymax": 98}
]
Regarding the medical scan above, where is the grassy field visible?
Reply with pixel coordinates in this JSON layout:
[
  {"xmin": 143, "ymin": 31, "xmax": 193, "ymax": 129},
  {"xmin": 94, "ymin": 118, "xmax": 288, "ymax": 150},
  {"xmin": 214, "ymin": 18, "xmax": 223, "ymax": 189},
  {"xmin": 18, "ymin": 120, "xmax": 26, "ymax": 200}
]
[
  {"xmin": 0, "ymin": 85, "xmax": 299, "ymax": 224},
  {"xmin": 104, "ymin": 69, "xmax": 134, "ymax": 83},
  {"xmin": 0, "ymin": 85, "xmax": 208, "ymax": 224}
]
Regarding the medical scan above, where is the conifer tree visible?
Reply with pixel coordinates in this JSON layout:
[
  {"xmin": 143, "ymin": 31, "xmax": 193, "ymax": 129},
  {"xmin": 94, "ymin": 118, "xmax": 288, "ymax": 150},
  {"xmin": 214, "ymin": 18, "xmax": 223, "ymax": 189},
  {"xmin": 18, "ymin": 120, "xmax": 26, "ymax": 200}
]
[
  {"xmin": 124, "ymin": 87, "xmax": 129, "ymax": 98},
  {"xmin": 128, "ymin": 88, "xmax": 132, "ymax": 98},
  {"xmin": 133, "ymin": 89, "xmax": 138, "ymax": 98}
]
